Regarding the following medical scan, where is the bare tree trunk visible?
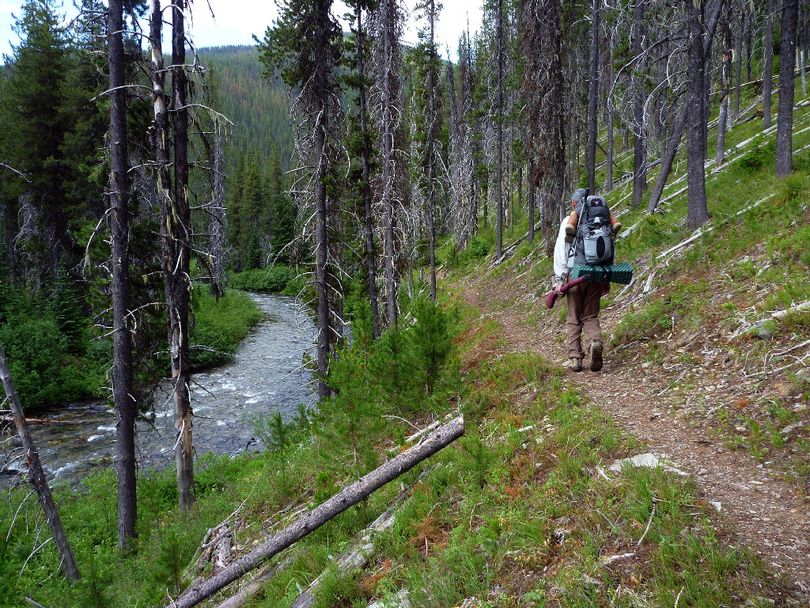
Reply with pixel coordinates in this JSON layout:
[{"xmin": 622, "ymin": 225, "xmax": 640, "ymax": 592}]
[
  {"xmin": 776, "ymin": 0, "xmax": 799, "ymax": 176},
  {"xmin": 763, "ymin": 0, "xmax": 775, "ymax": 128},
  {"xmin": 605, "ymin": 29, "xmax": 615, "ymax": 191},
  {"xmin": 716, "ymin": 27, "xmax": 732, "ymax": 166},
  {"xmin": 209, "ymin": 122, "xmax": 227, "ymax": 298},
  {"xmin": 356, "ymin": 6, "xmax": 381, "ymax": 337},
  {"xmin": 313, "ymin": 0, "xmax": 333, "ymax": 397},
  {"xmin": 732, "ymin": 9, "xmax": 744, "ymax": 121},
  {"xmin": 495, "ymin": 0, "xmax": 504, "ymax": 260},
  {"xmin": 527, "ymin": 177, "xmax": 535, "ymax": 243},
  {"xmin": 108, "ymin": 0, "xmax": 137, "ymax": 548},
  {"xmin": 686, "ymin": 0, "xmax": 709, "ymax": 229},
  {"xmin": 427, "ymin": 0, "xmax": 438, "ymax": 299},
  {"xmin": 374, "ymin": 0, "xmax": 401, "ymax": 329},
  {"xmin": 0, "ymin": 347, "xmax": 80, "ymax": 582},
  {"xmin": 586, "ymin": 0, "xmax": 599, "ymax": 192},
  {"xmin": 631, "ymin": 0, "xmax": 646, "ymax": 209},
  {"xmin": 801, "ymin": 49, "xmax": 808, "ymax": 98},
  {"xmin": 169, "ymin": 417, "xmax": 465, "ymax": 608}
]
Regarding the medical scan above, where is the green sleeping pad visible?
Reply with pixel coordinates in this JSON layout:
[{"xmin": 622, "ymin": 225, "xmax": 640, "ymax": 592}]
[{"xmin": 571, "ymin": 262, "xmax": 633, "ymax": 285}]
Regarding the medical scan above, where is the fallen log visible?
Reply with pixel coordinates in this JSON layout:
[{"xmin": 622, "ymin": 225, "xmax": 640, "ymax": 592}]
[
  {"xmin": 289, "ymin": 473, "xmax": 420, "ymax": 608},
  {"xmin": 214, "ymin": 557, "xmax": 295, "ymax": 608},
  {"xmin": 168, "ymin": 416, "xmax": 465, "ymax": 608},
  {"xmin": 0, "ymin": 347, "xmax": 80, "ymax": 582}
]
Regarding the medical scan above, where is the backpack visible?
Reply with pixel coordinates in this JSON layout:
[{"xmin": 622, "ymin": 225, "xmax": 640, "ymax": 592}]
[{"xmin": 574, "ymin": 195, "xmax": 614, "ymax": 266}]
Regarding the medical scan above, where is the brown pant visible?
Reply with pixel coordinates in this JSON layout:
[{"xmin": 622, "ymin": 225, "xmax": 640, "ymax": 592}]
[{"xmin": 565, "ymin": 282, "xmax": 604, "ymax": 359}]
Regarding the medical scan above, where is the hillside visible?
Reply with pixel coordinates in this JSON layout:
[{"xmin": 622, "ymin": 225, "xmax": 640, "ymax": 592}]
[{"xmin": 198, "ymin": 45, "xmax": 294, "ymax": 169}]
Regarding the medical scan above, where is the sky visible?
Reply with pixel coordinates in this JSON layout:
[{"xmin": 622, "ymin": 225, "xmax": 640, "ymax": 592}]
[{"xmin": 0, "ymin": 0, "xmax": 483, "ymax": 61}]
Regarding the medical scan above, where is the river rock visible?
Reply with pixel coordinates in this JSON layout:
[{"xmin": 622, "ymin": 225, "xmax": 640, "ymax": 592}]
[{"xmin": 608, "ymin": 453, "xmax": 688, "ymax": 476}]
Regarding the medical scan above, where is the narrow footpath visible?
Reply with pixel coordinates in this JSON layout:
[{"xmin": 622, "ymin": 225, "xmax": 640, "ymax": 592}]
[{"xmin": 460, "ymin": 276, "xmax": 810, "ymax": 601}]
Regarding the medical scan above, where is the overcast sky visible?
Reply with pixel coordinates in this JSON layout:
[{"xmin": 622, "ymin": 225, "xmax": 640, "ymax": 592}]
[{"xmin": 0, "ymin": 0, "xmax": 483, "ymax": 61}]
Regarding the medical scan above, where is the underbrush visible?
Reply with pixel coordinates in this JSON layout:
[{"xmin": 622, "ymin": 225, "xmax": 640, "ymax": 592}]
[
  {"xmin": 189, "ymin": 288, "xmax": 264, "ymax": 370},
  {"xmin": 228, "ymin": 264, "xmax": 305, "ymax": 296}
]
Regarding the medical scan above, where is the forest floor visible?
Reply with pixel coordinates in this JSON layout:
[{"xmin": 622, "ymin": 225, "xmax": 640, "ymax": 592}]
[{"xmin": 452, "ymin": 252, "xmax": 810, "ymax": 601}]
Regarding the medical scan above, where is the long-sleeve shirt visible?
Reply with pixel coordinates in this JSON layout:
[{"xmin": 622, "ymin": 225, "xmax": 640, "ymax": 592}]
[{"xmin": 553, "ymin": 219, "xmax": 572, "ymax": 282}]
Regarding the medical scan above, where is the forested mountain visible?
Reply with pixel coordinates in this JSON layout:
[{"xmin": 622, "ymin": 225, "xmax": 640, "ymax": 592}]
[
  {"xmin": 198, "ymin": 45, "xmax": 294, "ymax": 169},
  {"xmin": 2, "ymin": 0, "xmax": 810, "ymax": 605}
]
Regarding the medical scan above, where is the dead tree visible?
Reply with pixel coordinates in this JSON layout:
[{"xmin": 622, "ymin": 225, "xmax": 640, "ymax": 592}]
[
  {"xmin": 776, "ymin": 0, "xmax": 799, "ymax": 176},
  {"xmin": 586, "ymin": 0, "xmax": 600, "ymax": 192},
  {"xmin": 495, "ymin": 0, "xmax": 505, "ymax": 260},
  {"xmin": 631, "ymin": 0, "xmax": 647, "ymax": 209},
  {"xmin": 0, "ymin": 347, "xmax": 80, "ymax": 582},
  {"xmin": 209, "ymin": 119, "xmax": 227, "ymax": 298},
  {"xmin": 763, "ymin": 0, "xmax": 775, "ymax": 128},
  {"xmin": 423, "ymin": 0, "xmax": 440, "ymax": 299},
  {"xmin": 523, "ymin": 0, "xmax": 566, "ymax": 256},
  {"xmin": 716, "ymin": 21, "xmax": 733, "ymax": 166},
  {"xmin": 168, "ymin": 417, "xmax": 465, "ymax": 608},
  {"xmin": 354, "ymin": 1, "xmax": 381, "ymax": 338},
  {"xmin": 108, "ymin": 0, "xmax": 137, "ymax": 547},
  {"xmin": 686, "ymin": 0, "xmax": 709, "ymax": 229},
  {"xmin": 371, "ymin": 0, "xmax": 403, "ymax": 327},
  {"xmin": 150, "ymin": 0, "xmax": 194, "ymax": 510}
]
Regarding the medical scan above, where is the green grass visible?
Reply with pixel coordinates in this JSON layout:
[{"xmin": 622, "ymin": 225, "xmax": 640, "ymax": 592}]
[
  {"xmin": 189, "ymin": 287, "xmax": 264, "ymax": 370},
  {"xmin": 229, "ymin": 264, "xmax": 306, "ymax": 296}
]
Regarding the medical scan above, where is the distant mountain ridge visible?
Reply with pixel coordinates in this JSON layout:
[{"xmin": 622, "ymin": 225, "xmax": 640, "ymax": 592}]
[{"xmin": 198, "ymin": 45, "xmax": 294, "ymax": 169}]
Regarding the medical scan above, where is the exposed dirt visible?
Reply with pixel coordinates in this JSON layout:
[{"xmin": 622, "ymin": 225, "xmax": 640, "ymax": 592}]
[{"xmin": 456, "ymin": 267, "xmax": 810, "ymax": 602}]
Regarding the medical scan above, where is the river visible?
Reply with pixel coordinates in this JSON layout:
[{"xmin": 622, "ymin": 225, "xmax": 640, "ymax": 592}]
[{"xmin": 0, "ymin": 293, "xmax": 316, "ymax": 488}]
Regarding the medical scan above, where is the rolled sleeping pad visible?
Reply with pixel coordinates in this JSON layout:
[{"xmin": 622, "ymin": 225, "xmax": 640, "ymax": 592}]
[{"xmin": 571, "ymin": 262, "xmax": 633, "ymax": 285}]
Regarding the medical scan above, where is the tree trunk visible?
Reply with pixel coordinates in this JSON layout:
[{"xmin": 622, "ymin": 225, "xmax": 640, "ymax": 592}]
[
  {"xmin": 686, "ymin": 0, "xmax": 709, "ymax": 229},
  {"xmin": 0, "ymin": 347, "xmax": 80, "ymax": 582},
  {"xmin": 716, "ymin": 27, "xmax": 732, "ymax": 166},
  {"xmin": 313, "ymin": 0, "xmax": 332, "ymax": 398},
  {"xmin": 209, "ymin": 123, "xmax": 227, "ymax": 298},
  {"xmin": 169, "ymin": 0, "xmax": 195, "ymax": 511},
  {"xmin": 732, "ymin": 10, "xmax": 744, "ymax": 121},
  {"xmin": 495, "ymin": 0, "xmax": 504, "ymax": 260},
  {"xmin": 356, "ymin": 6, "xmax": 381, "ymax": 337},
  {"xmin": 763, "ymin": 0, "xmax": 775, "ymax": 128},
  {"xmin": 586, "ymin": 0, "xmax": 599, "ymax": 192},
  {"xmin": 427, "ymin": 0, "xmax": 438, "ymax": 299},
  {"xmin": 169, "ymin": 417, "xmax": 465, "ymax": 608},
  {"xmin": 527, "ymin": 177, "xmax": 535, "ymax": 243},
  {"xmin": 776, "ymin": 0, "xmax": 799, "ymax": 176},
  {"xmin": 631, "ymin": 0, "xmax": 646, "ymax": 209},
  {"xmin": 108, "ymin": 0, "xmax": 137, "ymax": 548}
]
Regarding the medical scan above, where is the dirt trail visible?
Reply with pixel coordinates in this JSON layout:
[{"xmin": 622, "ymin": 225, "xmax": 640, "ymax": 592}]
[{"xmin": 460, "ymin": 277, "xmax": 810, "ymax": 602}]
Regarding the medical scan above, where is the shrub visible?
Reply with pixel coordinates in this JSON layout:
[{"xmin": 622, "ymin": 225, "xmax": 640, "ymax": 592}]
[
  {"xmin": 189, "ymin": 289, "xmax": 263, "ymax": 370},
  {"xmin": 229, "ymin": 264, "xmax": 305, "ymax": 295}
]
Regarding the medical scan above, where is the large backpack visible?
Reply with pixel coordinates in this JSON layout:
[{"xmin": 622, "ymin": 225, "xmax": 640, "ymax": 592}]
[{"xmin": 573, "ymin": 195, "xmax": 614, "ymax": 266}]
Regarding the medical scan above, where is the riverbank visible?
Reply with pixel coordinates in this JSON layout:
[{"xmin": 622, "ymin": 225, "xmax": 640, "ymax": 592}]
[
  {"xmin": 0, "ymin": 288, "xmax": 264, "ymax": 414},
  {"xmin": 0, "ymin": 293, "xmax": 315, "ymax": 488}
]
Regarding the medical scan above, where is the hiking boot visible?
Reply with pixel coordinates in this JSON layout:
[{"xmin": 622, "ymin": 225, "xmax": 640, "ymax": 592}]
[
  {"xmin": 565, "ymin": 357, "xmax": 583, "ymax": 372},
  {"xmin": 589, "ymin": 341, "xmax": 603, "ymax": 372}
]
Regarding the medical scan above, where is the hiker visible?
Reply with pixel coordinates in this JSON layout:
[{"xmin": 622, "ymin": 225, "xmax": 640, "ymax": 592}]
[{"xmin": 552, "ymin": 188, "xmax": 610, "ymax": 372}]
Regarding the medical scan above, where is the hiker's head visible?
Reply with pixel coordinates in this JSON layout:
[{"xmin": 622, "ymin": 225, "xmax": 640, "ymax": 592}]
[{"xmin": 570, "ymin": 188, "xmax": 588, "ymax": 209}]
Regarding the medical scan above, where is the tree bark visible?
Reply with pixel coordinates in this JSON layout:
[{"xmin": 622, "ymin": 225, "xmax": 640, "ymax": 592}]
[
  {"xmin": 108, "ymin": 0, "xmax": 137, "ymax": 549},
  {"xmin": 716, "ymin": 27, "xmax": 732, "ymax": 166},
  {"xmin": 776, "ymin": 0, "xmax": 799, "ymax": 176},
  {"xmin": 631, "ymin": 0, "xmax": 646, "ymax": 209},
  {"xmin": 356, "ymin": 5, "xmax": 381, "ymax": 338},
  {"xmin": 686, "ymin": 0, "xmax": 709, "ymax": 229},
  {"xmin": 168, "ymin": 417, "xmax": 465, "ymax": 608},
  {"xmin": 169, "ymin": 0, "xmax": 195, "ymax": 511},
  {"xmin": 527, "ymin": 178, "xmax": 535, "ymax": 243},
  {"xmin": 0, "ymin": 347, "xmax": 80, "ymax": 582},
  {"xmin": 495, "ymin": 0, "xmax": 504, "ymax": 260},
  {"xmin": 732, "ymin": 9, "xmax": 744, "ymax": 121},
  {"xmin": 427, "ymin": 0, "xmax": 438, "ymax": 299},
  {"xmin": 763, "ymin": 0, "xmax": 775, "ymax": 128},
  {"xmin": 586, "ymin": 0, "xmax": 600, "ymax": 192}
]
